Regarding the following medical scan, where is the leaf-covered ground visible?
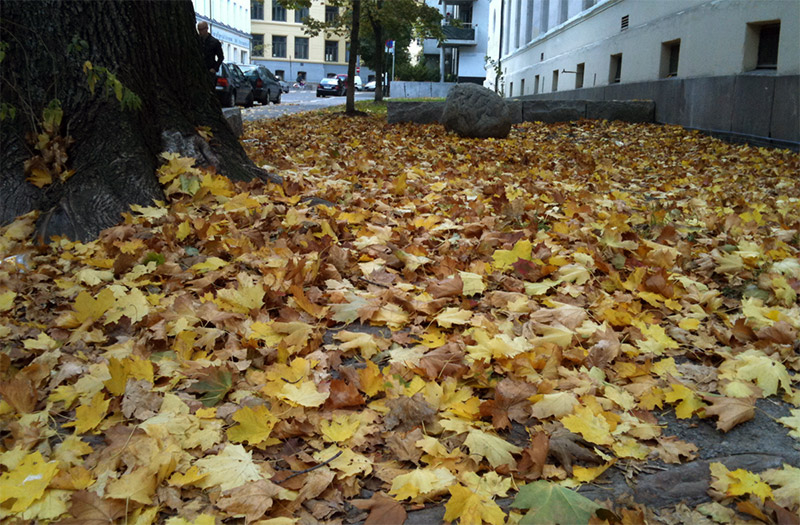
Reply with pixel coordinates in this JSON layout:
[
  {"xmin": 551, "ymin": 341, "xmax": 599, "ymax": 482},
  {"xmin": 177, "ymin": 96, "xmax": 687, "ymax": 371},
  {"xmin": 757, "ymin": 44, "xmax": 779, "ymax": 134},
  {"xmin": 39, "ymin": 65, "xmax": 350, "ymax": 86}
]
[{"xmin": 1, "ymin": 111, "xmax": 799, "ymax": 524}]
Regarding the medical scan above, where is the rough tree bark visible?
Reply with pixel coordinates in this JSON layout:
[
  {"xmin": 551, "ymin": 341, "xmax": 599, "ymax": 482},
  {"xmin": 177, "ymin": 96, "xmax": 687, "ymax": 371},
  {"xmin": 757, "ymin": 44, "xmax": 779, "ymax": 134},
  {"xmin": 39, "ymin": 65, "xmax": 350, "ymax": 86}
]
[
  {"xmin": 0, "ymin": 0, "xmax": 270, "ymax": 242},
  {"xmin": 366, "ymin": 1, "xmax": 385, "ymax": 103}
]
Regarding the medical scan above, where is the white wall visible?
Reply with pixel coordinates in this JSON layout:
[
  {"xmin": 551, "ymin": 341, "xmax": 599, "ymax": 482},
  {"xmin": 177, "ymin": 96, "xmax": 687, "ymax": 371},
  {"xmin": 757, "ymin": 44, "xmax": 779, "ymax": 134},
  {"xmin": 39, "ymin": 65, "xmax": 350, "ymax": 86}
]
[{"xmin": 493, "ymin": 0, "xmax": 799, "ymax": 97}]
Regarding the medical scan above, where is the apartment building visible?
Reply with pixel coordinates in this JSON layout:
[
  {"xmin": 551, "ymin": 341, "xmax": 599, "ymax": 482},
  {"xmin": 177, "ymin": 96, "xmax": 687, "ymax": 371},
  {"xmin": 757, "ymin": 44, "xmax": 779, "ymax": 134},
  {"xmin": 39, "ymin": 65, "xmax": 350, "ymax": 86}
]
[
  {"xmin": 194, "ymin": 0, "xmax": 253, "ymax": 64},
  {"xmin": 422, "ymin": 0, "xmax": 491, "ymax": 83},
  {"xmin": 250, "ymin": 1, "xmax": 358, "ymax": 84}
]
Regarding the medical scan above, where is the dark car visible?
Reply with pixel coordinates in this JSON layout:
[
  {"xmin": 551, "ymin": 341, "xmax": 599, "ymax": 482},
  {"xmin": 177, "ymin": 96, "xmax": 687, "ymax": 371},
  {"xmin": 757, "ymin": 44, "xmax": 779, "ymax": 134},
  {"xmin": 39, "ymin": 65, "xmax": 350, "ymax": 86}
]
[
  {"xmin": 237, "ymin": 64, "xmax": 282, "ymax": 105},
  {"xmin": 216, "ymin": 63, "xmax": 254, "ymax": 108},
  {"xmin": 316, "ymin": 77, "xmax": 345, "ymax": 97}
]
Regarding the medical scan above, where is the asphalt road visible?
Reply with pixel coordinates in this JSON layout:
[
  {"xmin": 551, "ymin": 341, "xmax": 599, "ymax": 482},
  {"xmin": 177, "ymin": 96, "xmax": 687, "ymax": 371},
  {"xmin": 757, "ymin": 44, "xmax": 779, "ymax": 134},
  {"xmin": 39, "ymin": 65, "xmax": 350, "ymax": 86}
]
[{"xmin": 242, "ymin": 88, "xmax": 375, "ymax": 121}]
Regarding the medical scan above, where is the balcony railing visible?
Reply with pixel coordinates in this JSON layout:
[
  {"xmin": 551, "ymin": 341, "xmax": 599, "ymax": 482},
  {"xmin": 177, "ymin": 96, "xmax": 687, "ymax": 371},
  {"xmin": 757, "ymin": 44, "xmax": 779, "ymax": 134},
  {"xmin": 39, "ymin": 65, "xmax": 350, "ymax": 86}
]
[{"xmin": 442, "ymin": 23, "xmax": 476, "ymax": 43}]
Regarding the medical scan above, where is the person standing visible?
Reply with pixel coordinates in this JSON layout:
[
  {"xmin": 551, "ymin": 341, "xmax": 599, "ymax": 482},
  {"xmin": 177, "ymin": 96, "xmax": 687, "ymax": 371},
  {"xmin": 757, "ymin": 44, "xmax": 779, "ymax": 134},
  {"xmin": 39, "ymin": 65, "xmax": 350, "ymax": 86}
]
[{"xmin": 197, "ymin": 21, "xmax": 223, "ymax": 87}]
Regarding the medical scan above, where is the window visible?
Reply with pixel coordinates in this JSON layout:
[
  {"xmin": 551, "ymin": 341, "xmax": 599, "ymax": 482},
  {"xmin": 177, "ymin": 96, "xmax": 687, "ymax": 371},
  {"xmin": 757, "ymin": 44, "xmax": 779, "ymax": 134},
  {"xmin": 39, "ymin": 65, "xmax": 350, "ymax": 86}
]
[
  {"xmin": 757, "ymin": 22, "xmax": 780, "ymax": 69},
  {"xmin": 272, "ymin": 1, "xmax": 286, "ymax": 22},
  {"xmin": 297, "ymin": 71, "xmax": 306, "ymax": 82},
  {"xmin": 609, "ymin": 53, "xmax": 622, "ymax": 83},
  {"xmin": 241, "ymin": 50, "xmax": 248, "ymax": 63},
  {"xmin": 251, "ymin": 0, "xmax": 263, "ymax": 20},
  {"xmin": 540, "ymin": 0, "xmax": 550, "ymax": 33},
  {"xmin": 621, "ymin": 15, "xmax": 629, "ymax": 31},
  {"xmin": 272, "ymin": 35, "xmax": 286, "ymax": 58},
  {"xmin": 325, "ymin": 6, "xmax": 338, "ymax": 23},
  {"xmin": 576, "ymin": 62, "xmax": 585, "ymax": 88},
  {"xmin": 295, "ymin": 37, "xmax": 309, "ymax": 59},
  {"xmin": 534, "ymin": 75, "xmax": 540, "ymax": 94},
  {"xmin": 552, "ymin": 69, "xmax": 559, "ymax": 91},
  {"xmin": 325, "ymin": 40, "xmax": 338, "ymax": 62},
  {"xmin": 660, "ymin": 39, "xmax": 680, "ymax": 78},
  {"xmin": 582, "ymin": 0, "xmax": 595, "ymax": 9},
  {"xmin": 275, "ymin": 69, "xmax": 285, "ymax": 80},
  {"xmin": 509, "ymin": 82, "xmax": 513, "ymax": 97},
  {"xmin": 295, "ymin": 7, "xmax": 309, "ymax": 23},
  {"xmin": 252, "ymin": 34, "xmax": 264, "ymax": 57},
  {"xmin": 520, "ymin": 78, "xmax": 525, "ymax": 95}
]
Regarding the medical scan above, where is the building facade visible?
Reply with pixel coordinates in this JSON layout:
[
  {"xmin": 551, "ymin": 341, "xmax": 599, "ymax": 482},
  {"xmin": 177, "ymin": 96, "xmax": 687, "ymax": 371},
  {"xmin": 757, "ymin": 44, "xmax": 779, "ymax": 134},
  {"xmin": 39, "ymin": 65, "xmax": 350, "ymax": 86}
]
[
  {"xmin": 423, "ymin": 0, "xmax": 490, "ymax": 83},
  {"xmin": 250, "ymin": 1, "xmax": 362, "ymax": 84},
  {"xmin": 194, "ymin": 0, "xmax": 253, "ymax": 65},
  {"xmin": 487, "ymin": 0, "xmax": 799, "ymax": 96}
]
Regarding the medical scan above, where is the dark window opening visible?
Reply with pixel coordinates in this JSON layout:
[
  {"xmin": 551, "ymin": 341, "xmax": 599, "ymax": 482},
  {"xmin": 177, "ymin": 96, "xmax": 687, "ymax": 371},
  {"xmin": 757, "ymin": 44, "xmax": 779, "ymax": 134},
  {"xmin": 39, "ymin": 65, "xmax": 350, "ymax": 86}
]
[
  {"xmin": 621, "ymin": 15, "xmax": 629, "ymax": 31},
  {"xmin": 325, "ymin": 40, "xmax": 338, "ymax": 62},
  {"xmin": 757, "ymin": 23, "xmax": 780, "ymax": 69},
  {"xmin": 295, "ymin": 37, "xmax": 309, "ymax": 59},
  {"xmin": 251, "ymin": 0, "xmax": 263, "ymax": 20},
  {"xmin": 609, "ymin": 53, "xmax": 622, "ymax": 83},
  {"xmin": 272, "ymin": 35, "xmax": 286, "ymax": 58},
  {"xmin": 325, "ymin": 6, "xmax": 338, "ymax": 23},
  {"xmin": 660, "ymin": 39, "xmax": 680, "ymax": 77},
  {"xmin": 576, "ymin": 62, "xmax": 585, "ymax": 88},
  {"xmin": 295, "ymin": 7, "xmax": 309, "ymax": 23},
  {"xmin": 552, "ymin": 69, "xmax": 559, "ymax": 91},
  {"xmin": 251, "ymin": 33, "xmax": 264, "ymax": 56},
  {"xmin": 534, "ymin": 75, "xmax": 540, "ymax": 94}
]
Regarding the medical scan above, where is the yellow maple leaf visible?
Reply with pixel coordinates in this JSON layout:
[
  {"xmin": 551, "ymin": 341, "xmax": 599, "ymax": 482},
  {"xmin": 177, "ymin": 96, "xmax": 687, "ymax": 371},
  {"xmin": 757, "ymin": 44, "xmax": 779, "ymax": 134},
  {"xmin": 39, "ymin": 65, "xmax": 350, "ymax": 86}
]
[
  {"xmin": 358, "ymin": 361, "xmax": 385, "ymax": 398},
  {"xmin": 313, "ymin": 446, "xmax": 372, "ymax": 477},
  {"xmin": 460, "ymin": 471, "xmax": 512, "ymax": 499},
  {"xmin": 105, "ymin": 466, "xmax": 159, "ymax": 504},
  {"xmin": 278, "ymin": 381, "xmax": 329, "ymax": 407},
  {"xmin": 492, "ymin": 239, "xmax": 532, "ymax": 271},
  {"xmin": 678, "ymin": 318, "xmax": 701, "ymax": 331},
  {"xmin": 23, "ymin": 332, "xmax": 59, "ymax": 351},
  {"xmin": 0, "ymin": 290, "xmax": 16, "ymax": 312},
  {"xmin": 0, "ymin": 451, "xmax": 59, "ymax": 512},
  {"xmin": 561, "ymin": 405, "xmax": 614, "ymax": 445},
  {"xmin": 435, "ymin": 307, "xmax": 473, "ymax": 328},
  {"xmin": 335, "ymin": 330, "xmax": 383, "ymax": 359},
  {"xmin": 226, "ymin": 405, "xmax": 279, "ymax": 446},
  {"xmin": 72, "ymin": 288, "xmax": 116, "ymax": 324},
  {"xmin": 777, "ymin": 409, "xmax": 800, "ymax": 439},
  {"xmin": 709, "ymin": 462, "xmax": 773, "ymax": 502},
  {"xmin": 168, "ymin": 465, "xmax": 208, "ymax": 487},
  {"xmin": 664, "ymin": 383, "xmax": 705, "ymax": 419},
  {"xmin": 761, "ymin": 464, "xmax": 800, "ymax": 508},
  {"xmin": 194, "ymin": 444, "xmax": 262, "ymax": 491},
  {"xmin": 530, "ymin": 392, "xmax": 579, "ymax": 419},
  {"xmin": 633, "ymin": 321, "xmax": 680, "ymax": 355},
  {"xmin": 190, "ymin": 256, "xmax": 228, "ymax": 273},
  {"xmin": 460, "ymin": 272, "xmax": 486, "ymax": 296},
  {"xmin": 65, "ymin": 392, "xmax": 110, "ymax": 433},
  {"xmin": 463, "ymin": 429, "xmax": 522, "ymax": 468},
  {"xmin": 730, "ymin": 349, "xmax": 792, "ymax": 397},
  {"xmin": 104, "ymin": 356, "xmax": 154, "ymax": 396},
  {"xmin": 443, "ymin": 484, "xmax": 506, "ymax": 525},
  {"xmin": 389, "ymin": 467, "xmax": 456, "ymax": 501},
  {"xmin": 26, "ymin": 167, "xmax": 53, "ymax": 188},
  {"xmin": 215, "ymin": 273, "xmax": 265, "ymax": 313},
  {"xmin": 320, "ymin": 413, "xmax": 361, "ymax": 443},
  {"xmin": 466, "ymin": 329, "xmax": 532, "ymax": 363}
]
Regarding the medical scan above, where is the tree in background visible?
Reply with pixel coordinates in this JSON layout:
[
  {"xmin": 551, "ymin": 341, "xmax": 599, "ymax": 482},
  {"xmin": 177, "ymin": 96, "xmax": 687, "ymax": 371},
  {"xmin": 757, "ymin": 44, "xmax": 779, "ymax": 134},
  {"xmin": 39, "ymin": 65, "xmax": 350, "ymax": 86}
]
[
  {"xmin": 360, "ymin": 0, "xmax": 442, "ymax": 101},
  {"xmin": 0, "ymin": 1, "xmax": 269, "ymax": 241}
]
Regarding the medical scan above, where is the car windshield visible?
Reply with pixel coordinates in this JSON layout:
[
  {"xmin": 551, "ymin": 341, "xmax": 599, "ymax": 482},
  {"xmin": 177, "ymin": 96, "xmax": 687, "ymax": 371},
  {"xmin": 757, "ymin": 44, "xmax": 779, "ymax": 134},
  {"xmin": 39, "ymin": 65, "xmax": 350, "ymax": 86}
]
[{"xmin": 321, "ymin": 78, "xmax": 338, "ymax": 85}]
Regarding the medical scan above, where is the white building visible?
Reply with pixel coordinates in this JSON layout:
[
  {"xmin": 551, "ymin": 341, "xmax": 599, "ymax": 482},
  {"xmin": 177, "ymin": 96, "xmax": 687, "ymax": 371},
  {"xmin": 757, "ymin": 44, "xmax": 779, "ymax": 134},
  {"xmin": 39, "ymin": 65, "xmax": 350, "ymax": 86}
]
[
  {"xmin": 423, "ymin": 0, "xmax": 491, "ymax": 83},
  {"xmin": 194, "ymin": 0, "xmax": 252, "ymax": 65},
  {"xmin": 486, "ymin": 0, "xmax": 799, "ymax": 145},
  {"xmin": 487, "ymin": 0, "xmax": 799, "ymax": 95}
]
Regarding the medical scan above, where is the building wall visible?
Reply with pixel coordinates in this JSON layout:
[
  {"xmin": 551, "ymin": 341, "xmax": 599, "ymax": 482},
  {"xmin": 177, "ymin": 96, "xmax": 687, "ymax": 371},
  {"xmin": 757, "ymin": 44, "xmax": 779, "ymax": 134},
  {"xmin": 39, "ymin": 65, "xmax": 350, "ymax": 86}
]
[
  {"xmin": 250, "ymin": 1, "xmax": 363, "ymax": 84},
  {"xmin": 489, "ymin": 0, "xmax": 799, "ymax": 97},
  {"xmin": 194, "ymin": 0, "xmax": 252, "ymax": 65}
]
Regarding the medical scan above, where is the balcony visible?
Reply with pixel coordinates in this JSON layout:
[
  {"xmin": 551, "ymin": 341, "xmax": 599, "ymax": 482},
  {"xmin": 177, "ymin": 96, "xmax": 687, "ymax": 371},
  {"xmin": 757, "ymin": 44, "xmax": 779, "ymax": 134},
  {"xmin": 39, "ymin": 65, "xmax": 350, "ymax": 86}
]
[{"xmin": 442, "ymin": 23, "xmax": 476, "ymax": 46}]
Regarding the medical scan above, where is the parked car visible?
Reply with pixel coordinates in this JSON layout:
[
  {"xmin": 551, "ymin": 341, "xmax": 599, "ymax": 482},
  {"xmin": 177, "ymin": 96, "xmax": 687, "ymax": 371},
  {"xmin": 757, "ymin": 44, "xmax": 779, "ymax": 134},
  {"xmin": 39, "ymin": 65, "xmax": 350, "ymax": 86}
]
[
  {"xmin": 216, "ymin": 63, "xmax": 254, "ymax": 108},
  {"xmin": 278, "ymin": 78, "xmax": 291, "ymax": 93},
  {"xmin": 317, "ymin": 77, "xmax": 345, "ymax": 97},
  {"xmin": 237, "ymin": 64, "xmax": 281, "ymax": 105},
  {"xmin": 364, "ymin": 80, "xmax": 376, "ymax": 92},
  {"xmin": 336, "ymin": 74, "xmax": 363, "ymax": 91}
]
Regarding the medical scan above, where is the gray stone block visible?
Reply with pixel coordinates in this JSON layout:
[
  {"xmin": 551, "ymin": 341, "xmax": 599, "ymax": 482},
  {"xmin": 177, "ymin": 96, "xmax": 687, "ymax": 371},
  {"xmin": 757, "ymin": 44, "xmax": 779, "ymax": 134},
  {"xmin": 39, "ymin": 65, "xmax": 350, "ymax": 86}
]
[
  {"xmin": 222, "ymin": 107, "xmax": 243, "ymax": 137},
  {"xmin": 387, "ymin": 101, "xmax": 445, "ymax": 124},
  {"xmin": 731, "ymin": 75, "xmax": 775, "ymax": 138},
  {"xmin": 771, "ymin": 75, "xmax": 799, "ymax": 142},
  {"xmin": 684, "ymin": 76, "xmax": 735, "ymax": 132},
  {"xmin": 507, "ymin": 100, "xmax": 524, "ymax": 124},
  {"xmin": 442, "ymin": 84, "xmax": 511, "ymax": 138},
  {"xmin": 586, "ymin": 100, "xmax": 655, "ymax": 123},
  {"xmin": 652, "ymin": 78, "xmax": 685, "ymax": 125},
  {"xmin": 522, "ymin": 100, "xmax": 586, "ymax": 123}
]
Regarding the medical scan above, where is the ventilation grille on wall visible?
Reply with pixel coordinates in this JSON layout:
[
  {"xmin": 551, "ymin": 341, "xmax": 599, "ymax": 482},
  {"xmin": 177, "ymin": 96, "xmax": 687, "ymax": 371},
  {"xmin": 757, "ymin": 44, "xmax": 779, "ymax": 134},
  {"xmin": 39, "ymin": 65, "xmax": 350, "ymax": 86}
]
[{"xmin": 621, "ymin": 15, "xmax": 629, "ymax": 31}]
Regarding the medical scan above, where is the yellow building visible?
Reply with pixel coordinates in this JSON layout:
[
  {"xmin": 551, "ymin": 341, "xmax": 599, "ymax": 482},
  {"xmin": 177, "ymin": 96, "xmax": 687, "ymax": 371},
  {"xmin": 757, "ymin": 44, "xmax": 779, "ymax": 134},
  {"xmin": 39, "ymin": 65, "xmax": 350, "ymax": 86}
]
[{"xmin": 251, "ymin": 1, "xmax": 363, "ymax": 85}]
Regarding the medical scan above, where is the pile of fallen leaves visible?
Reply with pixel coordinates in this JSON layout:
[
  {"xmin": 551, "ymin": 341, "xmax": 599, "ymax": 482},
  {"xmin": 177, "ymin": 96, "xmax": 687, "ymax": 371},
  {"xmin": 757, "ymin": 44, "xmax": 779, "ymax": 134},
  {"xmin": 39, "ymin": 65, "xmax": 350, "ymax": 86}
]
[{"xmin": 1, "ymin": 112, "xmax": 799, "ymax": 524}]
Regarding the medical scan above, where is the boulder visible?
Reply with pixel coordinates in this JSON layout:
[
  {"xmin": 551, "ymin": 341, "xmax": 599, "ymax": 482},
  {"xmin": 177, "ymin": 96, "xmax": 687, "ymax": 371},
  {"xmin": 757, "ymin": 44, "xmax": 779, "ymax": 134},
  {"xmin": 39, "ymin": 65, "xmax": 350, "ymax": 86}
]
[{"xmin": 442, "ymin": 84, "xmax": 511, "ymax": 139}]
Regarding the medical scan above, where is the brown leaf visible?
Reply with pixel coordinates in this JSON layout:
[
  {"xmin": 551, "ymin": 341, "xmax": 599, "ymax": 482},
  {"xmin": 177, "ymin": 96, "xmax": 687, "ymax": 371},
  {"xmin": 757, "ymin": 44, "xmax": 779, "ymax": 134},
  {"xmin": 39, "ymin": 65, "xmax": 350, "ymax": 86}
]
[
  {"xmin": 352, "ymin": 492, "xmax": 407, "ymax": 525},
  {"xmin": 0, "ymin": 376, "xmax": 37, "ymax": 413},
  {"xmin": 214, "ymin": 480, "xmax": 283, "ymax": 523},
  {"xmin": 386, "ymin": 428, "xmax": 424, "ymax": 464},
  {"xmin": 384, "ymin": 393, "xmax": 437, "ymax": 432},
  {"xmin": 59, "ymin": 490, "xmax": 126, "ymax": 525},
  {"xmin": 326, "ymin": 379, "xmax": 365, "ymax": 409},
  {"xmin": 756, "ymin": 321, "xmax": 797, "ymax": 345},
  {"xmin": 548, "ymin": 428, "xmax": 600, "ymax": 475},
  {"xmin": 517, "ymin": 431, "xmax": 549, "ymax": 480},
  {"xmin": 479, "ymin": 378, "xmax": 536, "ymax": 430},
  {"xmin": 701, "ymin": 395, "xmax": 755, "ymax": 432},
  {"xmin": 416, "ymin": 342, "xmax": 468, "ymax": 380},
  {"xmin": 426, "ymin": 274, "xmax": 463, "ymax": 298},
  {"xmin": 655, "ymin": 436, "xmax": 698, "ymax": 464},
  {"xmin": 121, "ymin": 379, "xmax": 163, "ymax": 420}
]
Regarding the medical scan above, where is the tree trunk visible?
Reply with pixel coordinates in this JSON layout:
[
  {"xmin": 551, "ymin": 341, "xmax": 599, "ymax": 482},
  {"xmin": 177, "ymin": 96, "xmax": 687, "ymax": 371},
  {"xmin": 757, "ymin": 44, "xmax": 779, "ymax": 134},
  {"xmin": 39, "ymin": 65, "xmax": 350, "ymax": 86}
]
[
  {"xmin": 0, "ymin": 0, "xmax": 269, "ymax": 242},
  {"xmin": 345, "ymin": 0, "xmax": 361, "ymax": 115},
  {"xmin": 369, "ymin": 2, "xmax": 385, "ymax": 103}
]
